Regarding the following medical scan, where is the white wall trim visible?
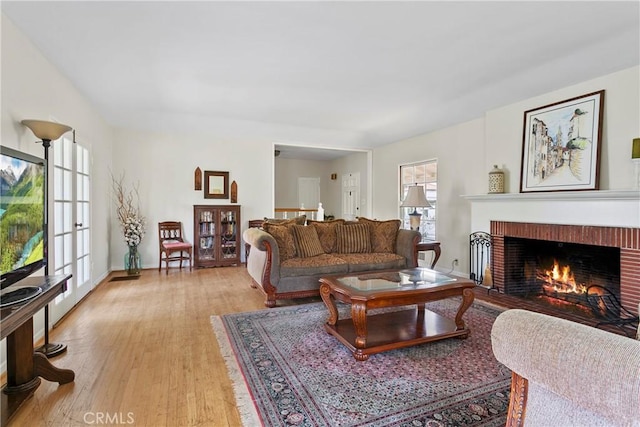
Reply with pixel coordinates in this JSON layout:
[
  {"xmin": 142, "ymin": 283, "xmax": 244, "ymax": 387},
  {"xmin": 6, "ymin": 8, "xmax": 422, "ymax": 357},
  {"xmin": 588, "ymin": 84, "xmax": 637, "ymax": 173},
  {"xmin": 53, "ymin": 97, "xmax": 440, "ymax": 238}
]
[{"xmin": 462, "ymin": 190, "xmax": 639, "ymax": 202}]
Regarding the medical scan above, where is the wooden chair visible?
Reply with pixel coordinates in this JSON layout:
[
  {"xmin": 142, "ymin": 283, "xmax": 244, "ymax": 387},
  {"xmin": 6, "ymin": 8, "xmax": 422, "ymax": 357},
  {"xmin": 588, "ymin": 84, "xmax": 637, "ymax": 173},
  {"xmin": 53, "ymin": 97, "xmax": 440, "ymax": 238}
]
[{"xmin": 158, "ymin": 221, "xmax": 193, "ymax": 274}]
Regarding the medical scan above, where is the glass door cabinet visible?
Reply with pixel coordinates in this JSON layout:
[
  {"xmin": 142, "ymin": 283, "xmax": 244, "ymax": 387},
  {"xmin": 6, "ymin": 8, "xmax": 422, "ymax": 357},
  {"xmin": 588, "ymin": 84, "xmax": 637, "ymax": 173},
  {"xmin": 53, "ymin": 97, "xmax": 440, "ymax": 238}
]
[{"xmin": 193, "ymin": 205, "xmax": 241, "ymax": 267}]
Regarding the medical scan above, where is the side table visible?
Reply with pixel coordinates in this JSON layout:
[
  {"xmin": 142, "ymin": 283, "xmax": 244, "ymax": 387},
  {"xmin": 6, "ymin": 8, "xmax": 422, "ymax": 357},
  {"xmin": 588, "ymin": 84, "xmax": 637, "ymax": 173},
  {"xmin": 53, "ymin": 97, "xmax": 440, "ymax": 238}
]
[
  {"xmin": 415, "ymin": 240, "xmax": 441, "ymax": 269},
  {"xmin": 1, "ymin": 274, "xmax": 75, "ymax": 426}
]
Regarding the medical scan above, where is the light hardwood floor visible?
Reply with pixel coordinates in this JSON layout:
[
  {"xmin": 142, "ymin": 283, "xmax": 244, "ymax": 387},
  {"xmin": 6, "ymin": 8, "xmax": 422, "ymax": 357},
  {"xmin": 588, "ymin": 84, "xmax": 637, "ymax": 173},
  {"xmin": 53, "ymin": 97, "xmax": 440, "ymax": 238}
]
[{"xmin": 6, "ymin": 266, "xmax": 274, "ymax": 427}]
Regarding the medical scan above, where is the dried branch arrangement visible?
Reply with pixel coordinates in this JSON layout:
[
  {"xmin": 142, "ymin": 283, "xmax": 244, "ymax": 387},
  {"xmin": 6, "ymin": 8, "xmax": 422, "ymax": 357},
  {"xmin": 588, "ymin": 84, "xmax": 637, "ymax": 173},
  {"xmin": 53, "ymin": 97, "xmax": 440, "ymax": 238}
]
[{"xmin": 111, "ymin": 172, "xmax": 146, "ymax": 246}]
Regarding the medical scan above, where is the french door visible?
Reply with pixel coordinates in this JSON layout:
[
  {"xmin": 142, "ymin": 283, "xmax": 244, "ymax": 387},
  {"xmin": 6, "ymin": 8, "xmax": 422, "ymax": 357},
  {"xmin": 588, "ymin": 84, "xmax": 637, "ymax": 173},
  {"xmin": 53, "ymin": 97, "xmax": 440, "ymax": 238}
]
[{"xmin": 50, "ymin": 136, "xmax": 92, "ymax": 324}]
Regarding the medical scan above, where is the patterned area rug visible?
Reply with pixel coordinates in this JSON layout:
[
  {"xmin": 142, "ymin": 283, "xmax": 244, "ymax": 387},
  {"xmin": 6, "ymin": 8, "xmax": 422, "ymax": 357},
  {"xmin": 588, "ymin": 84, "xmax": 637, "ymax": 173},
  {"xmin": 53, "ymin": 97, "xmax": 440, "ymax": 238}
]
[{"xmin": 212, "ymin": 298, "xmax": 511, "ymax": 426}]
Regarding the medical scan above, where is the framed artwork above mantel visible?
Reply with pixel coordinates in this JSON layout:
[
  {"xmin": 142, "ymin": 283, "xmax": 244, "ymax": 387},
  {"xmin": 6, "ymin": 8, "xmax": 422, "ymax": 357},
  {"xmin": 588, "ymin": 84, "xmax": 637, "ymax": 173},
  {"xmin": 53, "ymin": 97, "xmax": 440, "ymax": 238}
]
[
  {"xmin": 204, "ymin": 171, "xmax": 229, "ymax": 199},
  {"xmin": 520, "ymin": 90, "xmax": 604, "ymax": 193}
]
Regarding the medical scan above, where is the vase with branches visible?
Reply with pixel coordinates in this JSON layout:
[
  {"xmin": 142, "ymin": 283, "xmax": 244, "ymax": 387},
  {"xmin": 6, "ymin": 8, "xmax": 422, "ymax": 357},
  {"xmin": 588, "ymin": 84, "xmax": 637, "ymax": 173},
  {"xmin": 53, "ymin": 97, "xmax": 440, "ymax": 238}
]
[{"xmin": 112, "ymin": 173, "xmax": 145, "ymax": 275}]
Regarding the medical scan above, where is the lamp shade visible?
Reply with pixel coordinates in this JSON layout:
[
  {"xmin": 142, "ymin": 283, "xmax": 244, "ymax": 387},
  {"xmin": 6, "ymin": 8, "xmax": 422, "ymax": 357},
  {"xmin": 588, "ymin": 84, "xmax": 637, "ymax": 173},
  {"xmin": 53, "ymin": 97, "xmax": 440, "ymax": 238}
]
[
  {"xmin": 400, "ymin": 185, "xmax": 429, "ymax": 208},
  {"xmin": 633, "ymin": 138, "xmax": 640, "ymax": 159},
  {"xmin": 21, "ymin": 119, "xmax": 72, "ymax": 141}
]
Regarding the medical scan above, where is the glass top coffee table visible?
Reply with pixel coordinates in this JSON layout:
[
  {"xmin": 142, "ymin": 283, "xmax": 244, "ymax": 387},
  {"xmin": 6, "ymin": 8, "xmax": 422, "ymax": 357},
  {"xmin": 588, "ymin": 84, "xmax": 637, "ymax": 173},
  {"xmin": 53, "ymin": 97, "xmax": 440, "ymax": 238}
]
[{"xmin": 319, "ymin": 268, "xmax": 476, "ymax": 361}]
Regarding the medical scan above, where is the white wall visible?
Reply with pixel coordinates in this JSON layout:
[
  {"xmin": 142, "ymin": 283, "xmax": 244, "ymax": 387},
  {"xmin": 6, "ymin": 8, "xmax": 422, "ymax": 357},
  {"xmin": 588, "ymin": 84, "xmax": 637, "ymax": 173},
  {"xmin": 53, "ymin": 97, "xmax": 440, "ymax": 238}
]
[
  {"xmin": 484, "ymin": 66, "xmax": 640, "ymax": 194},
  {"xmin": 274, "ymin": 158, "xmax": 328, "ymax": 211},
  {"xmin": 1, "ymin": 13, "xmax": 114, "ymax": 366},
  {"xmin": 1, "ymin": 14, "xmax": 114, "ymax": 281},
  {"xmin": 111, "ymin": 128, "xmax": 274, "ymax": 266},
  {"xmin": 372, "ymin": 119, "xmax": 486, "ymax": 274},
  {"xmin": 373, "ymin": 66, "xmax": 640, "ymax": 276}
]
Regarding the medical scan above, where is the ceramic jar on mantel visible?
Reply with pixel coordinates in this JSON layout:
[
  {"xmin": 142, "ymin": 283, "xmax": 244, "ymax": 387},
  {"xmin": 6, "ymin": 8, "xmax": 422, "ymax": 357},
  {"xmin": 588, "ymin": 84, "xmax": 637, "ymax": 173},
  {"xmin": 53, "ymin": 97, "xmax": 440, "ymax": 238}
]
[{"xmin": 488, "ymin": 165, "xmax": 505, "ymax": 194}]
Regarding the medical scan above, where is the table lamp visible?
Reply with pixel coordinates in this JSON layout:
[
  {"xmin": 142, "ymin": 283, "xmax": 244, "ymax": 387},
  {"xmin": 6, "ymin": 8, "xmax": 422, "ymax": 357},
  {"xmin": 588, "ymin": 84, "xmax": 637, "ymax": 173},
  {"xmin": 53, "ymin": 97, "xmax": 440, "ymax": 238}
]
[{"xmin": 400, "ymin": 185, "xmax": 429, "ymax": 231}]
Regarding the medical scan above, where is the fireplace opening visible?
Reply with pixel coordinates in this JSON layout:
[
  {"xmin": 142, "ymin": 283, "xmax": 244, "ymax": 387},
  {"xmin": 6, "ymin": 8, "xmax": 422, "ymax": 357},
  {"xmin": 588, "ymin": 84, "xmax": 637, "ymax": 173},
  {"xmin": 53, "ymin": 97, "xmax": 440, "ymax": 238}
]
[{"xmin": 503, "ymin": 237, "xmax": 621, "ymax": 319}]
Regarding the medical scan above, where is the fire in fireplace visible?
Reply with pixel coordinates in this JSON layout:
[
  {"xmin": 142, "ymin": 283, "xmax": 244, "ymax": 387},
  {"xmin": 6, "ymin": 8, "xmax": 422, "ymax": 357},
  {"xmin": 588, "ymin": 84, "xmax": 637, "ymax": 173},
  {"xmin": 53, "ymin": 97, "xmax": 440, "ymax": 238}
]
[
  {"xmin": 538, "ymin": 258, "xmax": 586, "ymax": 294},
  {"xmin": 503, "ymin": 237, "xmax": 621, "ymax": 319}
]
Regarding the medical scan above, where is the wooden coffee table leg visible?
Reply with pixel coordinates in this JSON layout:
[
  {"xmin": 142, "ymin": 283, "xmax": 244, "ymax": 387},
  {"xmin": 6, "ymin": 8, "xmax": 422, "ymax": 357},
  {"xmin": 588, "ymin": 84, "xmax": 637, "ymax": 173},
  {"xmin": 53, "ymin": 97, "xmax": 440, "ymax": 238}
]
[
  {"xmin": 351, "ymin": 302, "xmax": 369, "ymax": 361},
  {"xmin": 454, "ymin": 287, "xmax": 475, "ymax": 336},
  {"xmin": 416, "ymin": 303, "xmax": 425, "ymax": 335},
  {"xmin": 320, "ymin": 283, "xmax": 338, "ymax": 326}
]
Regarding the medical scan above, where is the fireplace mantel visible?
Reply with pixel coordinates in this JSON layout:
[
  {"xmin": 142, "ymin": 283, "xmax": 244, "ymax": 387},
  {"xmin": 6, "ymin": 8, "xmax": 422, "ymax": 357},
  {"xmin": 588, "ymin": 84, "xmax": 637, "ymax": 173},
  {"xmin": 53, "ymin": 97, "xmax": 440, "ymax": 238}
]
[
  {"xmin": 462, "ymin": 190, "xmax": 640, "ymax": 232},
  {"xmin": 462, "ymin": 190, "xmax": 639, "ymax": 202}
]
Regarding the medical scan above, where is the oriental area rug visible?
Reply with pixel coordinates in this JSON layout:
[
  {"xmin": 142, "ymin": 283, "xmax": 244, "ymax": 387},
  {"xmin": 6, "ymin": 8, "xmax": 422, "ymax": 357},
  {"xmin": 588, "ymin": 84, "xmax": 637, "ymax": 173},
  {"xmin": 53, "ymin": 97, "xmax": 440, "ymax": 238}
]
[{"xmin": 211, "ymin": 298, "xmax": 511, "ymax": 427}]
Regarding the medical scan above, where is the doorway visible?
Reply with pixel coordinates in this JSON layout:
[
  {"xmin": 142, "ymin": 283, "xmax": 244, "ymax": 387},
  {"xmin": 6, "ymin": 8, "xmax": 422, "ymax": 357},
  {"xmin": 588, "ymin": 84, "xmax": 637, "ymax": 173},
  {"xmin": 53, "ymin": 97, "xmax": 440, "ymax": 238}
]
[
  {"xmin": 342, "ymin": 172, "xmax": 360, "ymax": 220},
  {"xmin": 273, "ymin": 144, "xmax": 371, "ymax": 220}
]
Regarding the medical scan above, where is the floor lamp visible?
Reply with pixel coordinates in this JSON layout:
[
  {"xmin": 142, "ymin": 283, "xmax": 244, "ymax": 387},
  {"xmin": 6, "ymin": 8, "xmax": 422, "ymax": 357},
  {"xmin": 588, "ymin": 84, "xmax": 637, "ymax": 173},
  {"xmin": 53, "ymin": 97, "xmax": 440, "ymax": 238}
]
[{"xmin": 22, "ymin": 119, "xmax": 73, "ymax": 358}]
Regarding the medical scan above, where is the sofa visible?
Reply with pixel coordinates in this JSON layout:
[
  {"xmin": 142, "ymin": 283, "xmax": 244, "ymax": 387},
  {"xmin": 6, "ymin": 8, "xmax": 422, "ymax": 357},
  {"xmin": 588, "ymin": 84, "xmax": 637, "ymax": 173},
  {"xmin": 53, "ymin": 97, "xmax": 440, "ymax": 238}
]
[
  {"xmin": 243, "ymin": 217, "xmax": 422, "ymax": 307},
  {"xmin": 491, "ymin": 309, "xmax": 640, "ymax": 426}
]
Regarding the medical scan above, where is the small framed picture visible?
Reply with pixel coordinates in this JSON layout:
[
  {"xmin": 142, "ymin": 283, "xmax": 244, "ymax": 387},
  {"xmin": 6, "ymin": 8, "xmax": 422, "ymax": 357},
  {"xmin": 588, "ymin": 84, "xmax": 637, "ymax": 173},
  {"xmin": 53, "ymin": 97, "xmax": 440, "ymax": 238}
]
[
  {"xmin": 520, "ymin": 90, "xmax": 604, "ymax": 193},
  {"xmin": 204, "ymin": 171, "xmax": 229, "ymax": 199}
]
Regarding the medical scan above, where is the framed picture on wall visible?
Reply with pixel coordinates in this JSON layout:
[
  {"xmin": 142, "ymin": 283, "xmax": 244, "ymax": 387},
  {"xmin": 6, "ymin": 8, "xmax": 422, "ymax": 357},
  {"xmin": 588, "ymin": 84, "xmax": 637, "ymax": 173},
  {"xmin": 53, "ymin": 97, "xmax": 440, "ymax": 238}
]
[
  {"xmin": 204, "ymin": 171, "xmax": 229, "ymax": 199},
  {"xmin": 520, "ymin": 90, "xmax": 604, "ymax": 193}
]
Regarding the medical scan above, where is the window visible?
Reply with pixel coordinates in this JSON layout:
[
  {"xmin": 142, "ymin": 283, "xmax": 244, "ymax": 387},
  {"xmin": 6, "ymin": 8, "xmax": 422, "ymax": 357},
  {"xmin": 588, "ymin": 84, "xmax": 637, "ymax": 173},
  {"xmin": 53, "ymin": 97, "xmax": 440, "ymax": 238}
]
[{"xmin": 400, "ymin": 160, "xmax": 437, "ymax": 240}]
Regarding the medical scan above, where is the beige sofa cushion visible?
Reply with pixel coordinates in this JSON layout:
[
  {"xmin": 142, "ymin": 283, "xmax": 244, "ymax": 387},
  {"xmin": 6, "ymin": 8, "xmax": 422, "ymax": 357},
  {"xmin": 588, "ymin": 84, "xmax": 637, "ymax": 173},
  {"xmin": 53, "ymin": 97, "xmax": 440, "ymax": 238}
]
[
  {"xmin": 337, "ymin": 253, "xmax": 406, "ymax": 273},
  {"xmin": 291, "ymin": 225, "xmax": 324, "ymax": 258},
  {"xmin": 336, "ymin": 223, "xmax": 371, "ymax": 254},
  {"xmin": 357, "ymin": 217, "xmax": 401, "ymax": 253},
  {"xmin": 280, "ymin": 254, "xmax": 349, "ymax": 278}
]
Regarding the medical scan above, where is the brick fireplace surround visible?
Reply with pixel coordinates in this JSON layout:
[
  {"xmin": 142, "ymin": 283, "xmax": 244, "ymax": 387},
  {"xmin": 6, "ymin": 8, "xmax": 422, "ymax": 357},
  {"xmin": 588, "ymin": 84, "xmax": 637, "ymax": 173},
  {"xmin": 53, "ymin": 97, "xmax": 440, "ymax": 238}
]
[{"xmin": 490, "ymin": 221, "xmax": 640, "ymax": 316}]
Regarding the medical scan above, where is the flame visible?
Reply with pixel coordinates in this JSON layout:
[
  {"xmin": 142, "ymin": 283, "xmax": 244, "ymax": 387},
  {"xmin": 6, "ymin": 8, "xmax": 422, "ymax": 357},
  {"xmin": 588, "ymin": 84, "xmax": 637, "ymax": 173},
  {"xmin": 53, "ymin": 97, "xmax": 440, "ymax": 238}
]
[
  {"xmin": 535, "ymin": 259, "xmax": 608, "ymax": 318},
  {"xmin": 538, "ymin": 259, "xmax": 588, "ymax": 294}
]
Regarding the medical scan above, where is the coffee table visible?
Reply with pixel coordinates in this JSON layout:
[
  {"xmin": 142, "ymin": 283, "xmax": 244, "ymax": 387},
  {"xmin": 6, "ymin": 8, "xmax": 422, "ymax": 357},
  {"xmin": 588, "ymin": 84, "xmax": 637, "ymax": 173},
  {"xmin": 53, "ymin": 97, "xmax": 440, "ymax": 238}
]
[{"xmin": 319, "ymin": 268, "xmax": 475, "ymax": 361}]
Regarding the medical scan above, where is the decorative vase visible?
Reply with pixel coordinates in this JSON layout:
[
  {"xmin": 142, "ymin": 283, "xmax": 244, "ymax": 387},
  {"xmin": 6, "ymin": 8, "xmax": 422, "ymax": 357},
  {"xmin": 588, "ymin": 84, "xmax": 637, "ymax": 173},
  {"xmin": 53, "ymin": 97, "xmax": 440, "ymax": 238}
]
[
  {"xmin": 125, "ymin": 245, "xmax": 141, "ymax": 276},
  {"xmin": 488, "ymin": 165, "xmax": 505, "ymax": 194}
]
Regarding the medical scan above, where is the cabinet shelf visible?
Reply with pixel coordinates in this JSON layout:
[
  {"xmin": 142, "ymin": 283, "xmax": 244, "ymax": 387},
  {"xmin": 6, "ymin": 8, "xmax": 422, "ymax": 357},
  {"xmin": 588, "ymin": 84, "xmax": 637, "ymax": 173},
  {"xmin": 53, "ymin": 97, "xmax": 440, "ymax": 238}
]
[{"xmin": 194, "ymin": 205, "xmax": 241, "ymax": 268}]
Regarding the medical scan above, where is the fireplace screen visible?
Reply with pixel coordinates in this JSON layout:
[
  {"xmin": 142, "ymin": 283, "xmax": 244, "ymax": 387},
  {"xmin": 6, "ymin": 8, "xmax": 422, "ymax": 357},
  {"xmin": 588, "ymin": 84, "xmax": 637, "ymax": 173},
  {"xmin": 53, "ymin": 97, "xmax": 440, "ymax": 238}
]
[{"xmin": 504, "ymin": 237, "xmax": 621, "ymax": 318}]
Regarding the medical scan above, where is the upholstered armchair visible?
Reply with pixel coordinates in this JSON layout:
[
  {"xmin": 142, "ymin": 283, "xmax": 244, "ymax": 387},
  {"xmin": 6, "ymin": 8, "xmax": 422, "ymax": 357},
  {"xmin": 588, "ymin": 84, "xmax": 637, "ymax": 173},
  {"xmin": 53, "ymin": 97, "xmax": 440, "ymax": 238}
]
[{"xmin": 491, "ymin": 309, "xmax": 640, "ymax": 426}]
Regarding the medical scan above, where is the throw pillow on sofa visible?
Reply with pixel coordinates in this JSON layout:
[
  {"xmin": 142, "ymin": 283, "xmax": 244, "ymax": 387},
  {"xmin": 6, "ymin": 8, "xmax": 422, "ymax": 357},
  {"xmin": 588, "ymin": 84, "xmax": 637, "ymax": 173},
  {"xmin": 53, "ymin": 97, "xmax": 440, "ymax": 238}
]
[
  {"xmin": 308, "ymin": 219, "xmax": 345, "ymax": 253},
  {"xmin": 336, "ymin": 223, "xmax": 371, "ymax": 254},
  {"xmin": 357, "ymin": 217, "xmax": 401, "ymax": 253},
  {"xmin": 263, "ymin": 222, "xmax": 297, "ymax": 261},
  {"xmin": 291, "ymin": 225, "xmax": 324, "ymax": 258}
]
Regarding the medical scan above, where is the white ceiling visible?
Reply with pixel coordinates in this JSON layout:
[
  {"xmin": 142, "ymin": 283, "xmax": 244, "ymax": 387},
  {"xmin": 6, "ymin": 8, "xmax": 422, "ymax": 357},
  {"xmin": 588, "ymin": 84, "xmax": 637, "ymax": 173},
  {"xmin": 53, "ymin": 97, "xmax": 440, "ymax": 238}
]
[{"xmin": 2, "ymin": 1, "xmax": 639, "ymax": 159}]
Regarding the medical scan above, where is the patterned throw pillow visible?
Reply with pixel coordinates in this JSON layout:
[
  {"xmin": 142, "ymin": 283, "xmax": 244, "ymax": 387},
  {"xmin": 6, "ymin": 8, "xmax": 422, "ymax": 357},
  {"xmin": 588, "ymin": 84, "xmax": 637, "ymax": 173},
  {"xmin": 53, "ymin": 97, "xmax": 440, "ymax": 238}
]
[
  {"xmin": 308, "ymin": 219, "xmax": 345, "ymax": 253},
  {"xmin": 263, "ymin": 223, "xmax": 297, "ymax": 261},
  {"xmin": 336, "ymin": 223, "xmax": 371, "ymax": 254},
  {"xmin": 357, "ymin": 217, "xmax": 401, "ymax": 253},
  {"xmin": 290, "ymin": 225, "xmax": 324, "ymax": 258}
]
